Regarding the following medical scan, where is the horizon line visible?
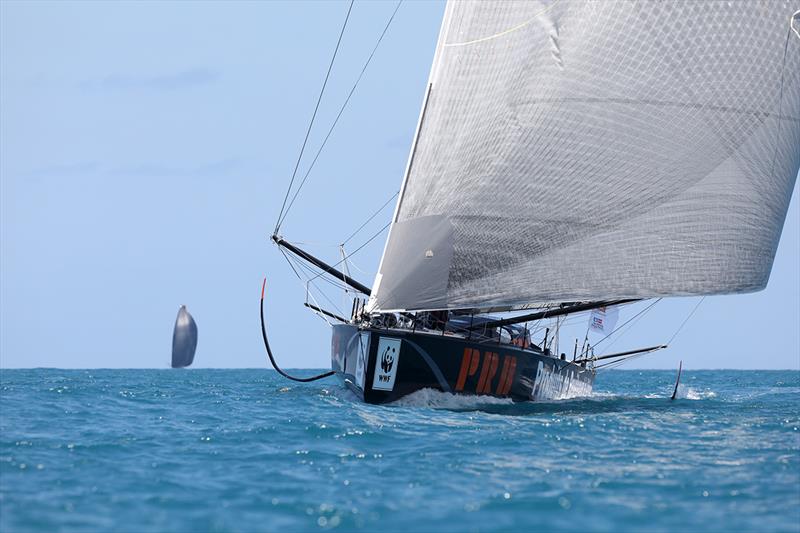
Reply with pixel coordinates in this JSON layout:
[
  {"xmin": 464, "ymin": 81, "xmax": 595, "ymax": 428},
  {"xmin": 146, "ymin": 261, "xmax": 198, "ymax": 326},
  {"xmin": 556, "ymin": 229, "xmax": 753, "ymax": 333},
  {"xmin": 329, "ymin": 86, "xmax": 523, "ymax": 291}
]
[{"xmin": 1, "ymin": 367, "xmax": 798, "ymax": 371}]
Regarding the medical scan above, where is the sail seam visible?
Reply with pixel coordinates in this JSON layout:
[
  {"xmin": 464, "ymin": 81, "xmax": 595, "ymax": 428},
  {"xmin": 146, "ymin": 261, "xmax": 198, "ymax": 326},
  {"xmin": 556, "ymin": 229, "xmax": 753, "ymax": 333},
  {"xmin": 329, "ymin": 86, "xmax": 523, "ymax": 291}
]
[{"xmin": 514, "ymin": 97, "xmax": 800, "ymax": 122}]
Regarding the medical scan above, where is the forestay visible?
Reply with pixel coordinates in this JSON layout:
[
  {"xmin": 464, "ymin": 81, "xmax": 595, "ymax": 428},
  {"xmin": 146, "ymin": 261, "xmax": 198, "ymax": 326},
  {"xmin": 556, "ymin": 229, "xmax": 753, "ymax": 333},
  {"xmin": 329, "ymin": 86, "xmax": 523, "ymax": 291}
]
[{"xmin": 369, "ymin": 0, "xmax": 800, "ymax": 312}]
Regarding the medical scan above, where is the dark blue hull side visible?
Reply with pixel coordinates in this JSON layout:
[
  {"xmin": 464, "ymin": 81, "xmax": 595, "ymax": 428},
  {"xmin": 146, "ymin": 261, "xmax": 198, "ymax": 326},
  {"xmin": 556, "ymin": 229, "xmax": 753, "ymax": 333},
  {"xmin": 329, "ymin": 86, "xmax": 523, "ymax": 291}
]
[{"xmin": 331, "ymin": 325, "xmax": 594, "ymax": 404}]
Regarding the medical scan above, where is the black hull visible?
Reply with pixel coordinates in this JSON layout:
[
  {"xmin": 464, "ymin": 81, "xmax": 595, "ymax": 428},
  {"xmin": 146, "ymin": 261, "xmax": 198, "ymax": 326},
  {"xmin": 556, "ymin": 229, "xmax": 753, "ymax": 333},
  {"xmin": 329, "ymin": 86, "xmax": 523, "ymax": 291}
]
[{"xmin": 331, "ymin": 325, "xmax": 594, "ymax": 404}]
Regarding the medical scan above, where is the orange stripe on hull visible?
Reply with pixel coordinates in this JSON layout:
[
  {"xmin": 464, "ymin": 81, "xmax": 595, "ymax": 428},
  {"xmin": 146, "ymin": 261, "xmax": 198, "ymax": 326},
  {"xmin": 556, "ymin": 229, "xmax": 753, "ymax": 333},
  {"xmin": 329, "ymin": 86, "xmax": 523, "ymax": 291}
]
[
  {"xmin": 499, "ymin": 357, "xmax": 517, "ymax": 395},
  {"xmin": 478, "ymin": 352, "xmax": 499, "ymax": 394},
  {"xmin": 455, "ymin": 348, "xmax": 480, "ymax": 392}
]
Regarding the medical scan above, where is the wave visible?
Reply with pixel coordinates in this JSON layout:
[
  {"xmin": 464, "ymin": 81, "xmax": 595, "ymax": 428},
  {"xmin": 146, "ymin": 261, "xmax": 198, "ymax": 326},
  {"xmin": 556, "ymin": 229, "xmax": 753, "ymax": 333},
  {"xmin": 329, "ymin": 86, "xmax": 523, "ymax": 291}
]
[
  {"xmin": 380, "ymin": 385, "xmax": 721, "ymax": 417},
  {"xmin": 389, "ymin": 388, "xmax": 515, "ymax": 409},
  {"xmin": 679, "ymin": 386, "xmax": 717, "ymax": 400}
]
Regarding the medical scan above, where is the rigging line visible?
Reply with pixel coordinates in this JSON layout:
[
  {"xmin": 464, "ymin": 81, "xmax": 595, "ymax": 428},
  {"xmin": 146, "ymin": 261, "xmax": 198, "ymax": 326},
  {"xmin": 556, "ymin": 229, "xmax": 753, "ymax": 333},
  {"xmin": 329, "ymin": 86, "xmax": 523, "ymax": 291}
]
[
  {"xmin": 523, "ymin": 309, "xmax": 619, "ymax": 350},
  {"xmin": 595, "ymin": 344, "xmax": 667, "ymax": 370},
  {"xmin": 598, "ymin": 301, "xmax": 663, "ymax": 355},
  {"xmin": 339, "ymin": 245, "xmax": 352, "ymax": 316},
  {"xmin": 274, "ymin": 0, "xmax": 355, "ymax": 235},
  {"xmin": 279, "ymin": 244, "xmax": 305, "ymax": 282},
  {"xmin": 529, "ymin": 311, "xmax": 594, "ymax": 337},
  {"xmin": 505, "ymin": 307, "xmax": 590, "ymax": 338},
  {"xmin": 306, "ymin": 220, "xmax": 391, "ymax": 285},
  {"xmin": 595, "ymin": 351, "xmax": 651, "ymax": 371},
  {"xmin": 303, "ymin": 265, "xmax": 358, "ymax": 296},
  {"xmin": 301, "ymin": 267, "xmax": 352, "ymax": 312},
  {"xmin": 600, "ymin": 305, "xmax": 652, "ymax": 355},
  {"xmin": 665, "ymin": 296, "xmax": 705, "ymax": 346},
  {"xmin": 340, "ymin": 244, "xmax": 352, "ymax": 280},
  {"xmin": 594, "ymin": 350, "xmax": 659, "ymax": 369},
  {"xmin": 286, "ymin": 250, "xmax": 352, "ymax": 316},
  {"xmin": 287, "ymin": 241, "xmax": 342, "ymax": 248},
  {"xmin": 278, "ymin": 247, "xmax": 334, "ymax": 325},
  {"xmin": 279, "ymin": 246, "xmax": 343, "ymax": 326},
  {"xmin": 279, "ymin": 185, "xmax": 394, "ymax": 255},
  {"xmin": 341, "ymin": 190, "xmax": 399, "ymax": 246},
  {"xmin": 579, "ymin": 306, "xmax": 592, "ymax": 357},
  {"xmin": 276, "ymin": 0, "xmax": 404, "ymax": 231},
  {"xmin": 280, "ymin": 243, "xmax": 340, "ymax": 327},
  {"xmin": 298, "ymin": 261, "xmax": 351, "ymax": 295},
  {"xmin": 307, "ymin": 279, "xmax": 348, "ymax": 319},
  {"xmin": 340, "ymin": 256, "xmax": 371, "ymax": 275},
  {"xmin": 288, "ymin": 250, "xmax": 349, "ymax": 290},
  {"xmin": 283, "ymin": 248, "xmax": 349, "ymax": 316},
  {"xmin": 591, "ymin": 299, "xmax": 662, "ymax": 350},
  {"xmin": 283, "ymin": 243, "xmax": 354, "ymax": 294}
]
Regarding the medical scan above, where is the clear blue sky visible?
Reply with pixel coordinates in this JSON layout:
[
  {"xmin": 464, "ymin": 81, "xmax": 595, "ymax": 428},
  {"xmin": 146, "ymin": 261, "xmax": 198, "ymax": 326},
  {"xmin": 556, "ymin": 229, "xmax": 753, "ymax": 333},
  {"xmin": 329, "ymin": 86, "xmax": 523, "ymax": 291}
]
[{"xmin": 1, "ymin": 1, "xmax": 797, "ymax": 370}]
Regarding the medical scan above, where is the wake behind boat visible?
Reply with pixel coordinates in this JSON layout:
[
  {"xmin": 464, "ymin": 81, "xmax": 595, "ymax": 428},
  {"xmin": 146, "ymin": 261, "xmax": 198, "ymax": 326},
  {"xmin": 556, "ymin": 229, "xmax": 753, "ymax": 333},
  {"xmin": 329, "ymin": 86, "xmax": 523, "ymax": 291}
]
[{"xmin": 264, "ymin": 1, "xmax": 800, "ymax": 404}]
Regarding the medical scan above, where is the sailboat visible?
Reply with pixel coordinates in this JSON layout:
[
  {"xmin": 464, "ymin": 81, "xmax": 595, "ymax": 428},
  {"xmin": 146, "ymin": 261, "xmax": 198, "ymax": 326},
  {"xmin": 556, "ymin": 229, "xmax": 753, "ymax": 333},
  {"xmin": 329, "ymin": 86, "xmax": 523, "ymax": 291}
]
[
  {"xmin": 265, "ymin": 1, "xmax": 800, "ymax": 404},
  {"xmin": 172, "ymin": 305, "xmax": 198, "ymax": 368}
]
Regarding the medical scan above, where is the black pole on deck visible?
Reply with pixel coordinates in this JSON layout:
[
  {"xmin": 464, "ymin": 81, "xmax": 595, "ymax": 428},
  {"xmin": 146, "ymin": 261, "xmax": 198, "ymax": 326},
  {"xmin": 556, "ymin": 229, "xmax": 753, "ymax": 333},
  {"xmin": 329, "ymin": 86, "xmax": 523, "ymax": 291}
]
[
  {"xmin": 304, "ymin": 302, "xmax": 348, "ymax": 323},
  {"xmin": 573, "ymin": 344, "xmax": 667, "ymax": 364},
  {"xmin": 272, "ymin": 235, "xmax": 372, "ymax": 296}
]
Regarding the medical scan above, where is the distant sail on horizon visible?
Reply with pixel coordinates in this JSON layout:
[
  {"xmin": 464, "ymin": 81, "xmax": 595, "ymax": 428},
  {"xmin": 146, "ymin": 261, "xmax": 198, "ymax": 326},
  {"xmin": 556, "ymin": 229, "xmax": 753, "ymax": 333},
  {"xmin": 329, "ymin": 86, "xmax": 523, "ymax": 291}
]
[
  {"xmin": 171, "ymin": 305, "xmax": 198, "ymax": 368},
  {"xmin": 369, "ymin": 0, "xmax": 800, "ymax": 313}
]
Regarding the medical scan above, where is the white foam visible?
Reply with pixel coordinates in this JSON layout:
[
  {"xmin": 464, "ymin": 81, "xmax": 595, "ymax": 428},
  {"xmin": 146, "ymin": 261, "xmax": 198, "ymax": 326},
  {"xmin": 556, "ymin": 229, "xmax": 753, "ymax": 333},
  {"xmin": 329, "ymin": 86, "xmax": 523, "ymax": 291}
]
[
  {"xmin": 681, "ymin": 386, "xmax": 716, "ymax": 400},
  {"xmin": 389, "ymin": 388, "xmax": 515, "ymax": 409},
  {"xmin": 655, "ymin": 385, "xmax": 717, "ymax": 400}
]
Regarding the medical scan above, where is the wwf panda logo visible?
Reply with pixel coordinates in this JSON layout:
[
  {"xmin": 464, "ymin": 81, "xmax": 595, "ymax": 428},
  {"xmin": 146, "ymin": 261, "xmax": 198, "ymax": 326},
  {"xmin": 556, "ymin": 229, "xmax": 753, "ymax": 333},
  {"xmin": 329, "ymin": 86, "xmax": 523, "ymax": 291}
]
[
  {"xmin": 373, "ymin": 338, "xmax": 401, "ymax": 390},
  {"xmin": 380, "ymin": 345, "xmax": 396, "ymax": 373}
]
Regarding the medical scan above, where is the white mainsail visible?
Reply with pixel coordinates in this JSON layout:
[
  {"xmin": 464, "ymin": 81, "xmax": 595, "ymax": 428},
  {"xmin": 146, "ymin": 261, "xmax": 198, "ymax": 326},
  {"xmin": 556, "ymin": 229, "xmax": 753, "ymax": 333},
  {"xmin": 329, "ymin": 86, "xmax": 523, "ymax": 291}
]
[{"xmin": 369, "ymin": 0, "xmax": 800, "ymax": 313}]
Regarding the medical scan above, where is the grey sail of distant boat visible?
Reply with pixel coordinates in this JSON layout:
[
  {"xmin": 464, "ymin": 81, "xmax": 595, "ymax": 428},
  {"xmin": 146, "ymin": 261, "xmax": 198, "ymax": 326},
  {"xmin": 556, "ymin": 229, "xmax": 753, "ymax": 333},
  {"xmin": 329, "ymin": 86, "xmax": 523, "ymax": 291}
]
[
  {"xmin": 171, "ymin": 305, "xmax": 197, "ymax": 368},
  {"xmin": 269, "ymin": 0, "xmax": 800, "ymax": 404},
  {"xmin": 368, "ymin": 0, "xmax": 800, "ymax": 313}
]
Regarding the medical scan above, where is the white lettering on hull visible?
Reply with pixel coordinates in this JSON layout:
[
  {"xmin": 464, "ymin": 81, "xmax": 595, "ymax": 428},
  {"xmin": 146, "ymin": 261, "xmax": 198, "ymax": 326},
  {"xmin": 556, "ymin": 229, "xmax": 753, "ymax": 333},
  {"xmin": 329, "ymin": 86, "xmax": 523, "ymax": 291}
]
[{"xmin": 531, "ymin": 361, "xmax": 593, "ymax": 400}]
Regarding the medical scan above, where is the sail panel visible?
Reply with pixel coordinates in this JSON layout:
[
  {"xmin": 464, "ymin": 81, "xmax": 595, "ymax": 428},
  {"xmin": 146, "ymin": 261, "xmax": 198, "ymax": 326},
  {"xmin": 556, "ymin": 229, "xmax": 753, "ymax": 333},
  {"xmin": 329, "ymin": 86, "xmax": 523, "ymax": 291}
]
[{"xmin": 370, "ymin": 0, "xmax": 800, "ymax": 312}]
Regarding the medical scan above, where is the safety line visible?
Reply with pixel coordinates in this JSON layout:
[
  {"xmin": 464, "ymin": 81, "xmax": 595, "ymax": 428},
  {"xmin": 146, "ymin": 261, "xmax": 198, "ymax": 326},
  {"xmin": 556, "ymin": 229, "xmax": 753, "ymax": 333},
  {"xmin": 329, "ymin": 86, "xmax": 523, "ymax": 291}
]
[
  {"xmin": 665, "ymin": 296, "xmax": 705, "ymax": 346},
  {"xmin": 305, "ymin": 221, "xmax": 391, "ymax": 286},
  {"xmin": 592, "ymin": 299, "xmax": 662, "ymax": 350},
  {"xmin": 342, "ymin": 190, "xmax": 398, "ymax": 246}
]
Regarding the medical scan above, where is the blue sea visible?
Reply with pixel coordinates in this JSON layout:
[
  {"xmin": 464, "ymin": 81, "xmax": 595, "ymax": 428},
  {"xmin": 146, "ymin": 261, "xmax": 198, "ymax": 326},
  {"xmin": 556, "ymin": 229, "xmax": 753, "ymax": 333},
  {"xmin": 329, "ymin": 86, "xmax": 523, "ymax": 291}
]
[{"xmin": 1, "ymin": 369, "xmax": 798, "ymax": 532}]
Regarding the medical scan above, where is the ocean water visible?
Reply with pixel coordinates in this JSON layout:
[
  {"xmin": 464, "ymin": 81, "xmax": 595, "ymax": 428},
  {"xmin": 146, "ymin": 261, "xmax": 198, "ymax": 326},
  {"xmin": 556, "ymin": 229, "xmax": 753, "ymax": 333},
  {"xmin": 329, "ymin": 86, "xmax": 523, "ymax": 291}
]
[{"xmin": 1, "ymin": 369, "xmax": 798, "ymax": 532}]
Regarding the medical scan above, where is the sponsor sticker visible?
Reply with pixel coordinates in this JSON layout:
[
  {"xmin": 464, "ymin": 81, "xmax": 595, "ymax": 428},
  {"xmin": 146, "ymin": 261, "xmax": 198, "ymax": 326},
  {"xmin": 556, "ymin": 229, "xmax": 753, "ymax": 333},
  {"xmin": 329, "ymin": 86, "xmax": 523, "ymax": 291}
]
[{"xmin": 372, "ymin": 337, "xmax": 401, "ymax": 391}]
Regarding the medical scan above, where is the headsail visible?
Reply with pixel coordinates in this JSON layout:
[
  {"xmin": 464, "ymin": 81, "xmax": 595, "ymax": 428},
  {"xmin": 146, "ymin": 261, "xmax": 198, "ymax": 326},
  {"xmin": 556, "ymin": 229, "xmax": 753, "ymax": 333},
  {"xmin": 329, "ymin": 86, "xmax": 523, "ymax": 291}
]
[{"xmin": 370, "ymin": 0, "xmax": 800, "ymax": 313}]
